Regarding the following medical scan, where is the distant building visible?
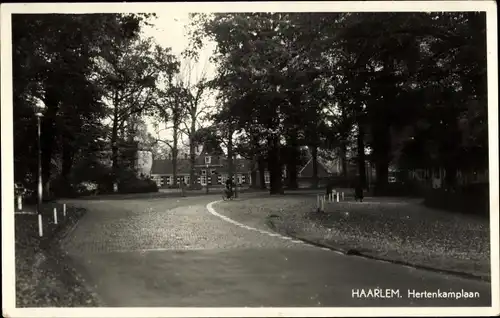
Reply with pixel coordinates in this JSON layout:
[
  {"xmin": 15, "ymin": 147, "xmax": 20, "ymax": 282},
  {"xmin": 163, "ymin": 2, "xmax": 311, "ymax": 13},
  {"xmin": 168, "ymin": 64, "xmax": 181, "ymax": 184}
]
[
  {"xmin": 150, "ymin": 144, "xmax": 259, "ymax": 188},
  {"xmin": 298, "ymin": 158, "xmax": 331, "ymax": 178}
]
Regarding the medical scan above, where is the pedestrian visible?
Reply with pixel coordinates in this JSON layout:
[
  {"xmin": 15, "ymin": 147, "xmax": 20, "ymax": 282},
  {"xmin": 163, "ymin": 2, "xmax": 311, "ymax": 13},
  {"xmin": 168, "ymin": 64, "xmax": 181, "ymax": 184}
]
[
  {"xmin": 225, "ymin": 177, "xmax": 234, "ymax": 199},
  {"xmin": 181, "ymin": 180, "xmax": 186, "ymax": 197},
  {"xmin": 354, "ymin": 181, "xmax": 364, "ymax": 202},
  {"xmin": 326, "ymin": 179, "xmax": 334, "ymax": 197}
]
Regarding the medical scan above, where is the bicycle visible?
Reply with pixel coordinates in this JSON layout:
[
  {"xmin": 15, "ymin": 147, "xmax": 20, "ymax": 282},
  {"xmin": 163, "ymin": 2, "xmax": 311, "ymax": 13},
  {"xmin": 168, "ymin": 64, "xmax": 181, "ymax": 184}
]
[{"xmin": 222, "ymin": 188, "xmax": 234, "ymax": 201}]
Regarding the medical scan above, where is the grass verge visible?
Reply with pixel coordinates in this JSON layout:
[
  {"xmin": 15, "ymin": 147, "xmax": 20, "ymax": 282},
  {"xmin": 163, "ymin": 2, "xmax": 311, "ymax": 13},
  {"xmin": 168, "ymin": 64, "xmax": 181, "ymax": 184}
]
[
  {"xmin": 15, "ymin": 203, "xmax": 101, "ymax": 307},
  {"xmin": 214, "ymin": 195, "xmax": 491, "ymax": 281}
]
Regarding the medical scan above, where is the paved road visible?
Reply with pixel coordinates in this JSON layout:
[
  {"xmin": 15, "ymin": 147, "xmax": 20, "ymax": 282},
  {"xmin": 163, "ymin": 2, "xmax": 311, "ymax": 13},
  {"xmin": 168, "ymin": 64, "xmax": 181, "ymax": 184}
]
[{"xmin": 61, "ymin": 194, "xmax": 491, "ymax": 307}]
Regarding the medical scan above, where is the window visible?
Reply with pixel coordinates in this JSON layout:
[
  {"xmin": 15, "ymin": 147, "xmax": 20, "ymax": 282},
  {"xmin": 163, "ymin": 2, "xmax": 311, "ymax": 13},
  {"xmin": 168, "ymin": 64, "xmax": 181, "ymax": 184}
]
[
  {"xmin": 205, "ymin": 156, "xmax": 211, "ymax": 164},
  {"xmin": 211, "ymin": 169, "xmax": 216, "ymax": 175},
  {"xmin": 200, "ymin": 175, "xmax": 207, "ymax": 185},
  {"xmin": 201, "ymin": 170, "xmax": 206, "ymax": 176}
]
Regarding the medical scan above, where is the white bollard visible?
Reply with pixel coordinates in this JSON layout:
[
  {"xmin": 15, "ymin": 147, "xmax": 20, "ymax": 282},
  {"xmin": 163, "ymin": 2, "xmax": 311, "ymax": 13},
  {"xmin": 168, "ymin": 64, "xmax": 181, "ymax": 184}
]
[
  {"xmin": 17, "ymin": 195, "xmax": 22, "ymax": 211},
  {"xmin": 63, "ymin": 204, "xmax": 66, "ymax": 217},
  {"xmin": 336, "ymin": 192, "xmax": 340, "ymax": 202},
  {"xmin": 342, "ymin": 192, "xmax": 344, "ymax": 201},
  {"xmin": 317, "ymin": 195, "xmax": 320, "ymax": 210},
  {"xmin": 53, "ymin": 208, "xmax": 58, "ymax": 225},
  {"xmin": 38, "ymin": 214, "xmax": 43, "ymax": 237}
]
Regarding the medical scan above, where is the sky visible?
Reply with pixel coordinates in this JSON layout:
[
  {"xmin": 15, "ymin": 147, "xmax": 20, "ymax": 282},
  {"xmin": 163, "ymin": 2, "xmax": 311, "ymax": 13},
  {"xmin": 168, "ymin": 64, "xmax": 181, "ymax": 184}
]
[{"xmin": 140, "ymin": 12, "xmax": 217, "ymax": 152}]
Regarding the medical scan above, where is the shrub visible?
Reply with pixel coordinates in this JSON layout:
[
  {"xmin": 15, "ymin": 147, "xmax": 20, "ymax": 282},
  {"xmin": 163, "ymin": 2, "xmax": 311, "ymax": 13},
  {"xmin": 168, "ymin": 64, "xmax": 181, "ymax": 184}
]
[
  {"xmin": 165, "ymin": 184, "xmax": 180, "ymax": 189},
  {"xmin": 373, "ymin": 181, "xmax": 425, "ymax": 197},
  {"xmin": 117, "ymin": 173, "xmax": 158, "ymax": 194},
  {"xmin": 424, "ymin": 183, "xmax": 489, "ymax": 217},
  {"xmin": 189, "ymin": 183, "xmax": 203, "ymax": 190}
]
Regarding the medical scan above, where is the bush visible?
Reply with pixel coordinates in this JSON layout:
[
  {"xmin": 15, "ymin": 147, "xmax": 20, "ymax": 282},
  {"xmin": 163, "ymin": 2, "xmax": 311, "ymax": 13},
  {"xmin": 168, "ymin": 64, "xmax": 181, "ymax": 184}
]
[
  {"xmin": 424, "ymin": 183, "xmax": 489, "ymax": 217},
  {"xmin": 164, "ymin": 184, "xmax": 180, "ymax": 189},
  {"xmin": 117, "ymin": 173, "xmax": 158, "ymax": 194},
  {"xmin": 188, "ymin": 183, "xmax": 203, "ymax": 190},
  {"xmin": 373, "ymin": 181, "xmax": 425, "ymax": 197}
]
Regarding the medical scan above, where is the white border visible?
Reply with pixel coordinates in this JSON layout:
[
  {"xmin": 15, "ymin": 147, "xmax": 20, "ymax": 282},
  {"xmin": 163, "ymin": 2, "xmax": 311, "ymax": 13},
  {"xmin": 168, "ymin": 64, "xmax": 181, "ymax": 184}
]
[{"xmin": 1, "ymin": 1, "xmax": 498, "ymax": 317}]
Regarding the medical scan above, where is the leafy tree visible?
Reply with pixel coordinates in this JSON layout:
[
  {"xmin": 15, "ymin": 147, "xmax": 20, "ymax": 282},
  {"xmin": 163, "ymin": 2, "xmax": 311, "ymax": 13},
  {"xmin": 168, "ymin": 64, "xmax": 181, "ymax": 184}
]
[
  {"xmin": 93, "ymin": 37, "xmax": 179, "ymax": 186},
  {"xmin": 188, "ymin": 11, "xmax": 487, "ymax": 194},
  {"xmin": 12, "ymin": 13, "xmax": 152, "ymax": 195},
  {"xmin": 175, "ymin": 58, "xmax": 213, "ymax": 188}
]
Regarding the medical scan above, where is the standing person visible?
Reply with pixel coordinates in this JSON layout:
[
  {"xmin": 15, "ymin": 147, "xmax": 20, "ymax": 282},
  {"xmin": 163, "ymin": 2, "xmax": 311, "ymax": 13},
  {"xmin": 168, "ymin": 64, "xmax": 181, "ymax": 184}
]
[
  {"xmin": 354, "ymin": 179, "xmax": 364, "ymax": 202},
  {"xmin": 326, "ymin": 178, "xmax": 334, "ymax": 197},
  {"xmin": 181, "ymin": 179, "xmax": 186, "ymax": 197},
  {"xmin": 225, "ymin": 177, "xmax": 234, "ymax": 199}
]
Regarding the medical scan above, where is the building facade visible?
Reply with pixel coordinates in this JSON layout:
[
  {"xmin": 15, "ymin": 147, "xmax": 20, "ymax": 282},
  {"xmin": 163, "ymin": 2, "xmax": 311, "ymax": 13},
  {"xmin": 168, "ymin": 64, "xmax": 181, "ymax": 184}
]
[{"xmin": 150, "ymin": 147, "xmax": 262, "ymax": 188}]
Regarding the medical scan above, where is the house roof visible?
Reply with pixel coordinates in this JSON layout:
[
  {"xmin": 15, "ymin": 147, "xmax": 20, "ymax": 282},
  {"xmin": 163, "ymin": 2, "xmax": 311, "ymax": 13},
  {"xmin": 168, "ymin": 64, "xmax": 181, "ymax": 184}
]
[
  {"xmin": 151, "ymin": 159, "xmax": 192, "ymax": 175},
  {"xmin": 298, "ymin": 158, "xmax": 331, "ymax": 177},
  {"xmin": 151, "ymin": 156, "xmax": 253, "ymax": 175}
]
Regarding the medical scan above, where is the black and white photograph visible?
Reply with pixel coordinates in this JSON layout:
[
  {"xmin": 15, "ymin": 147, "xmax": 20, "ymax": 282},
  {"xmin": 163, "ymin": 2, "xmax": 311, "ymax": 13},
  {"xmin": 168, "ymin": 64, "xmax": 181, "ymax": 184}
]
[{"xmin": 1, "ymin": 1, "xmax": 498, "ymax": 317}]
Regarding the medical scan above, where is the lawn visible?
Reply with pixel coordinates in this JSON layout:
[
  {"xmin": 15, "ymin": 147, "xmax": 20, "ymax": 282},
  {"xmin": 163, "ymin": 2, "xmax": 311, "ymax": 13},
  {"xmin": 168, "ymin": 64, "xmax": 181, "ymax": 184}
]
[
  {"xmin": 14, "ymin": 203, "xmax": 101, "ymax": 307},
  {"xmin": 213, "ymin": 194, "xmax": 491, "ymax": 281}
]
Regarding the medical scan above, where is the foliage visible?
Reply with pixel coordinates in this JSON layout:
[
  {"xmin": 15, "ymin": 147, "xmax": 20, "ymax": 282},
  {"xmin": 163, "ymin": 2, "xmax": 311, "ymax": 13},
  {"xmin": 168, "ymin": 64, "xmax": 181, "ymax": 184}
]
[
  {"xmin": 188, "ymin": 11, "xmax": 487, "ymax": 195},
  {"xmin": 12, "ymin": 13, "xmax": 154, "ymax": 194}
]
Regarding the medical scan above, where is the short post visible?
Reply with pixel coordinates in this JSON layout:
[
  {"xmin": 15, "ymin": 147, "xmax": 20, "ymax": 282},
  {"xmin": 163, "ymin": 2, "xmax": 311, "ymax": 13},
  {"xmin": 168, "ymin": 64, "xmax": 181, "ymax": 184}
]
[
  {"xmin": 38, "ymin": 214, "xmax": 43, "ymax": 237},
  {"xmin": 317, "ymin": 194, "xmax": 320, "ymax": 210},
  {"xmin": 321, "ymin": 196, "xmax": 325, "ymax": 211},
  {"xmin": 63, "ymin": 204, "xmax": 67, "ymax": 217},
  {"xmin": 336, "ymin": 192, "xmax": 340, "ymax": 202},
  {"xmin": 53, "ymin": 207, "xmax": 58, "ymax": 225},
  {"xmin": 17, "ymin": 195, "xmax": 22, "ymax": 211},
  {"xmin": 341, "ymin": 192, "xmax": 344, "ymax": 201}
]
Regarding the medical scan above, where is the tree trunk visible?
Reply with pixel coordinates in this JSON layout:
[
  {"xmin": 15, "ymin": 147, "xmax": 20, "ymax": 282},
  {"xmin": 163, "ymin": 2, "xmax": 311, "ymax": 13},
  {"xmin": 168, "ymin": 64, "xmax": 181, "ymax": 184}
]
[
  {"xmin": 373, "ymin": 122, "xmax": 391, "ymax": 195},
  {"xmin": 60, "ymin": 138, "xmax": 74, "ymax": 196},
  {"xmin": 268, "ymin": 135, "xmax": 283, "ymax": 195},
  {"xmin": 250, "ymin": 156, "xmax": 258, "ymax": 188},
  {"xmin": 227, "ymin": 127, "xmax": 237, "ymax": 197},
  {"xmin": 340, "ymin": 141, "xmax": 348, "ymax": 179},
  {"xmin": 111, "ymin": 95, "xmax": 120, "ymax": 186},
  {"xmin": 356, "ymin": 121, "xmax": 367, "ymax": 189},
  {"xmin": 286, "ymin": 133, "xmax": 299, "ymax": 189},
  {"xmin": 41, "ymin": 85, "xmax": 59, "ymax": 198},
  {"xmin": 258, "ymin": 155, "xmax": 266, "ymax": 189},
  {"xmin": 172, "ymin": 126, "xmax": 178, "ymax": 187},
  {"xmin": 189, "ymin": 118, "xmax": 196, "ymax": 189},
  {"xmin": 339, "ymin": 104, "xmax": 350, "ymax": 180},
  {"xmin": 311, "ymin": 145, "xmax": 319, "ymax": 189}
]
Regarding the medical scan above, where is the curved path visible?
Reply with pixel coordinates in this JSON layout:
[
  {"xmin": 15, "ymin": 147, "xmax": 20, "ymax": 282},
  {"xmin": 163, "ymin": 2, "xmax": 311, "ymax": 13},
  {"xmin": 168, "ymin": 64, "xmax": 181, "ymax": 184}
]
[{"xmin": 61, "ymin": 194, "xmax": 491, "ymax": 307}]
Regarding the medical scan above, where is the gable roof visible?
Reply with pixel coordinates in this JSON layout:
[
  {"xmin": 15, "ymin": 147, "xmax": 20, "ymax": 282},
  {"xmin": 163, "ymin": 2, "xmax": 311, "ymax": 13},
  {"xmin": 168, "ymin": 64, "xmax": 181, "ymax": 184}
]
[
  {"xmin": 151, "ymin": 159, "xmax": 192, "ymax": 175},
  {"xmin": 151, "ymin": 156, "xmax": 253, "ymax": 175},
  {"xmin": 298, "ymin": 158, "xmax": 330, "ymax": 177}
]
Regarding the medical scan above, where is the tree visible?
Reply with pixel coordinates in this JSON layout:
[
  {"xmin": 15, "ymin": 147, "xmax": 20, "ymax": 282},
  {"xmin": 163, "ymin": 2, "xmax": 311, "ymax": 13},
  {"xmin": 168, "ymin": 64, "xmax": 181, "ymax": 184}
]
[
  {"xmin": 189, "ymin": 11, "xmax": 487, "ymax": 194},
  {"xmin": 176, "ymin": 58, "xmax": 213, "ymax": 189},
  {"xmin": 94, "ymin": 37, "xmax": 179, "ymax": 187},
  {"xmin": 12, "ymin": 13, "xmax": 153, "ymax": 195}
]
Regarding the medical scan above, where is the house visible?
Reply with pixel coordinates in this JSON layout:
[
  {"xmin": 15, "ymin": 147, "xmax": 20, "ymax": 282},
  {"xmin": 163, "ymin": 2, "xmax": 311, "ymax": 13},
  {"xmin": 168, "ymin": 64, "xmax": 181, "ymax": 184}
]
[
  {"xmin": 408, "ymin": 167, "xmax": 488, "ymax": 188},
  {"xmin": 298, "ymin": 158, "xmax": 331, "ymax": 178},
  {"xmin": 150, "ymin": 144, "xmax": 257, "ymax": 188}
]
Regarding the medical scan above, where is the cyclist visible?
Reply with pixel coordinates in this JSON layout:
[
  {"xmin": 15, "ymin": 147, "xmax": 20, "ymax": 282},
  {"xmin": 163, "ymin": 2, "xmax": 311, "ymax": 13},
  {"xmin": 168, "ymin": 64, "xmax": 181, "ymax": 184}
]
[{"xmin": 225, "ymin": 177, "xmax": 234, "ymax": 199}]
